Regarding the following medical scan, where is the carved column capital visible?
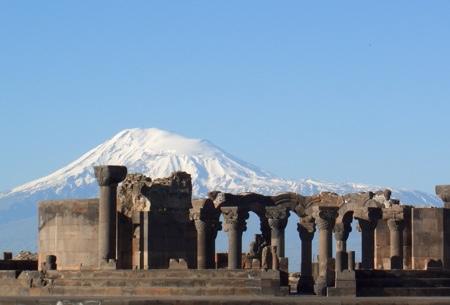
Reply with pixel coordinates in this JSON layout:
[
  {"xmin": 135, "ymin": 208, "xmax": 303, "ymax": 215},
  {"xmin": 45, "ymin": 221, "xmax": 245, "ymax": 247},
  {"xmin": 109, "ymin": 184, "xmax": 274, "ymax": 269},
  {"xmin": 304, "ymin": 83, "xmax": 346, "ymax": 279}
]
[
  {"xmin": 355, "ymin": 207, "xmax": 381, "ymax": 232},
  {"xmin": 333, "ymin": 222, "xmax": 352, "ymax": 242},
  {"xmin": 265, "ymin": 206, "xmax": 290, "ymax": 231},
  {"xmin": 190, "ymin": 208, "xmax": 222, "ymax": 235},
  {"xmin": 94, "ymin": 165, "xmax": 127, "ymax": 187},
  {"xmin": 313, "ymin": 207, "xmax": 338, "ymax": 231},
  {"xmin": 221, "ymin": 207, "xmax": 249, "ymax": 233},
  {"xmin": 297, "ymin": 216, "xmax": 316, "ymax": 241},
  {"xmin": 387, "ymin": 218, "xmax": 405, "ymax": 232}
]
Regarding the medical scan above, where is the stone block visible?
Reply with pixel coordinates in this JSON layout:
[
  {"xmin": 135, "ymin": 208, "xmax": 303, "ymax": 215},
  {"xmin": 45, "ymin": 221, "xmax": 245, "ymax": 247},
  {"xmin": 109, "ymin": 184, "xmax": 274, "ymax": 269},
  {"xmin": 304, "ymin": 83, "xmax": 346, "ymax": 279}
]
[
  {"xmin": 260, "ymin": 270, "xmax": 281, "ymax": 296},
  {"xmin": 251, "ymin": 258, "xmax": 261, "ymax": 269},
  {"xmin": 169, "ymin": 258, "xmax": 188, "ymax": 269},
  {"xmin": 215, "ymin": 253, "xmax": 228, "ymax": 269},
  {"xmin": 3, "ymin": 252, "xmax": 12, "ymax": 260}
]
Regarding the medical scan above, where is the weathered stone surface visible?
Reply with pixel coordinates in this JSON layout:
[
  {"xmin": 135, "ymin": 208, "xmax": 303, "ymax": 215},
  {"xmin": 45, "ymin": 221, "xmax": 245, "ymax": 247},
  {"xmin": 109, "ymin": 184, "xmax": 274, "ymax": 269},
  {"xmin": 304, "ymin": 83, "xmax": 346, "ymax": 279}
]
[{"xmin": 38, "ymin": 199, "xmax": 99, "ymax": 271}]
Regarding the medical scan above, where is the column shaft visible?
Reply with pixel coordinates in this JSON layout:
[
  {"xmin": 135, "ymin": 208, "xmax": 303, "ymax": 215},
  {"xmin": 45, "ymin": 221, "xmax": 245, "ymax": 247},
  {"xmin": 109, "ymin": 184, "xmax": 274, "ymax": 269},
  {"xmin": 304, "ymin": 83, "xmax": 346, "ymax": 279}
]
[
  {"xmin": 227, "ymin": 226, "xmax": 241, "ymax": 269},
  {"xmin": 318, "ymin": 226, "xmax": 331, "ymax": 278},
  {"xmin": 297, "ymin": 219, "xmax": 315, "ymax": 294},
  {"xmin": 98, "ymin": 185, "xmax": 117, "ymax": 262},
  {"xmin": 388, "ymin": 219, "xmax": 404, "ymax": 269},
  {"xmin": 357, "ymin": 215, "xmax": 379, "ymax": 270},
  {"xmin": 361, "ymin": 227, "xmax": 375, "ymax": 269},
  {"xmin": 195, "ymin": 221, "xmax": 207, "ymax": 269}
]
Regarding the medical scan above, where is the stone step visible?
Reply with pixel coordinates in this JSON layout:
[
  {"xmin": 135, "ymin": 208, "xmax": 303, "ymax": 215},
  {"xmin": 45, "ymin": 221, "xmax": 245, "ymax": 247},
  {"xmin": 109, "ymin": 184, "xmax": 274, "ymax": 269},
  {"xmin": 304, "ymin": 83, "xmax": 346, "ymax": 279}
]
[
  {"xmin": 50, "ymin": 269, "xmax": 261, "ymax": 280},
  {"xmin": 50, "ymin": 277, "xmax": 261, "ymax": 288},
  {"xmin": 356, "ymin": 270, "xmax": 450, "ymax": 279},
  {"xmin": 359, "ymin": 287, "xmax": 450, "ymax": 297},
  {"xmin": 357, "ymin": 277, "xmax": 450, "ymax": 288},
  {"xmin": 30, "ymin": 285, "xmax": 263, "ymax": 297}
]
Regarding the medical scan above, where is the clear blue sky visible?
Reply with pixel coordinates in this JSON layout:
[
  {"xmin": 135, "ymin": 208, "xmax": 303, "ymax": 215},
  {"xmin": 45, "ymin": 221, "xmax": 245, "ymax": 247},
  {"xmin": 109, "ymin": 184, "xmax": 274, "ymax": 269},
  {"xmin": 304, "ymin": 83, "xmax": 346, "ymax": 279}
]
[{"xmin": 0, "ymin": 1, "xmax": 449, "ymax": 193}]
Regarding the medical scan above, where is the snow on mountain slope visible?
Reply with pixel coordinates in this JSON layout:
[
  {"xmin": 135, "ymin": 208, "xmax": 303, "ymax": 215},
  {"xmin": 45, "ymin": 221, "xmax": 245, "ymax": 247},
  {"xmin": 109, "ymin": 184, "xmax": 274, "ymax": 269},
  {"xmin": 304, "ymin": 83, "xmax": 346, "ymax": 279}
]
[{"xmin": 1, "ymin": 128, "xmax": 441, "ymax": 206}]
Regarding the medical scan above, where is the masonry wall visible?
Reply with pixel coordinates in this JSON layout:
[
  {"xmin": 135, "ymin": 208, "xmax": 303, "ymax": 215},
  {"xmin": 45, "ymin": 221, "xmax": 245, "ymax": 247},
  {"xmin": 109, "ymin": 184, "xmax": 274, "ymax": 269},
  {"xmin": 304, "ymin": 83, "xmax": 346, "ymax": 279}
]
[
  {"xmin": 411, "ymin": 207, "xmax": 450, "ymax": 270},
  {"xmin": 38, "ymin": 199, "xmax": 99, "ymax": 270}
]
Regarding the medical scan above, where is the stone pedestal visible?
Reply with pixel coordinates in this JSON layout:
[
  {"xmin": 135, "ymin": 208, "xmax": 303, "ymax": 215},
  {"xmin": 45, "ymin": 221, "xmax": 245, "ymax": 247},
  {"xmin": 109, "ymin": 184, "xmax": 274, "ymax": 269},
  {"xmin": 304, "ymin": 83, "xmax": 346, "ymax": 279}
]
[
  {"xmin": 94, "ymin": 165, "xmax": 127, "ymax": 268},
  {"xmin": 297, "ymin": 216, "xmax": 315, "ymax": 294},
  {"xmin": 221, "ymin": 207, "xmax": 249, "ymax": 269}
]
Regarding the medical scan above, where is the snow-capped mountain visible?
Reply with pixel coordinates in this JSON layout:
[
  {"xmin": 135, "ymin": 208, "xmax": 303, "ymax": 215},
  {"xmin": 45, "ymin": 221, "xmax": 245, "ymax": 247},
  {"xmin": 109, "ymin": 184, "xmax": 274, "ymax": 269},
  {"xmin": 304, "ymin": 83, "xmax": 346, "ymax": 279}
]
[
  {"xmin": 0, "ymin": 128, "xmax": 441, "ymax": 207},
  {"xmin": 0, "ymin": 128, "xmax": 442, "ymax": 260}
]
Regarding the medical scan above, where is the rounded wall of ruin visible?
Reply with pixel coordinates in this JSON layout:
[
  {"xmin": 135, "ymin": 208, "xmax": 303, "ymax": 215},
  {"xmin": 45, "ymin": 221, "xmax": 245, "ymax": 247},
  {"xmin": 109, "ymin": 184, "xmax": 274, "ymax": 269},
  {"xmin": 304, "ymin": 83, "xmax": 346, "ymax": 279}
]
[{"xmin": 38, "ymin": 199, "xmax": 99, "ymax": 270}]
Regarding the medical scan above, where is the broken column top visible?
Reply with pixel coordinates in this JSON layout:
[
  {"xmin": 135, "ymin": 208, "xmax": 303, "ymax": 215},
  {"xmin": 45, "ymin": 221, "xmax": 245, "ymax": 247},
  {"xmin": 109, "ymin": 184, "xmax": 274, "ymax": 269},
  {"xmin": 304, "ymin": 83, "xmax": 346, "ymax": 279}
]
[
  {"xmin": 94, "ymin": 165, "xmax": 128, "ymax": 186},
  {"xmin": 436, "ymin": 185, "xmax": 450, "ymax": 204}
]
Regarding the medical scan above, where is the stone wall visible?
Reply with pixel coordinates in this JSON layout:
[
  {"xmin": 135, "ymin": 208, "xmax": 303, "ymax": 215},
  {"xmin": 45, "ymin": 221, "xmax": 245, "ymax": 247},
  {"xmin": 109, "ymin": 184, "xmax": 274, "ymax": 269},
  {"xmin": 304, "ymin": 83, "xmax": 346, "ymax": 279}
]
[
  {"xmin": 117, "ymin": 172, "xmax": 196, "ymax": 269},
  {"xmin": 38, "ymin": 199, "xmax": 99, "ymax": 270},
  {"xmin": 411, "ymin": 208, "xmax": 450, "ymax": 270}
]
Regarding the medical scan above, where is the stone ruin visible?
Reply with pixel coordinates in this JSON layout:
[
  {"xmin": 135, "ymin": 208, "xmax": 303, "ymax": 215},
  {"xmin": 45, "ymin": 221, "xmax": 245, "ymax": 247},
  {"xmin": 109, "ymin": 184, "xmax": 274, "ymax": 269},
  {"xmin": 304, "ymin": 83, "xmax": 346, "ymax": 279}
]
[{"xmin": 1, "ymin": 165, "xmax": 450, "ymax": 299}]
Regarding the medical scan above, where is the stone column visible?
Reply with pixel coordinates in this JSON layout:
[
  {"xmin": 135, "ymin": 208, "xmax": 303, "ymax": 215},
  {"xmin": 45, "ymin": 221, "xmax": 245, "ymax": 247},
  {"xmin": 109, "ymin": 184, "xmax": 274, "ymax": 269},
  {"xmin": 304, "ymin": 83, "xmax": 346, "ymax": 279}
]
[
  {"xmin": 94, "ymin": 165, "xmax": 127, "ymax": 268},
  {"xmin": 266, "ymin": 206, "xmax": 289, "ymax": 257},
  {"xmin": 190, "ymin": 208, "xmax": 222, "ymax": 269},
  {"xmin": 221, "ymin": 207, "xmax": 249, "ymax": 269},
  {"xmin": 387, "ymin": 219, "xmax": 405, "ymax": 269},
  {"xmin": 357, "ymin": 219, "xmax": 377, "ymax": 269},
  {"xmin": 206, "ymin": 219, "xmax": 222, "ymax": 269},
  {"xmin": 297, "ymin": 216, "xmax": 315, "ymax": 294},
  {"xmin": 313, "ymin": 207, "xmax": 338, "ymax": 296},
  {"xmin": 356, "ymin": 208, "xmax": 381, "ymax": 270},
  {"xmin": 190, "ymin": 210, "xmax": 207, "ymax": 269},
  {"xmin": 333, "ymin": 220, "xmax": 351, "ymax": 271}
]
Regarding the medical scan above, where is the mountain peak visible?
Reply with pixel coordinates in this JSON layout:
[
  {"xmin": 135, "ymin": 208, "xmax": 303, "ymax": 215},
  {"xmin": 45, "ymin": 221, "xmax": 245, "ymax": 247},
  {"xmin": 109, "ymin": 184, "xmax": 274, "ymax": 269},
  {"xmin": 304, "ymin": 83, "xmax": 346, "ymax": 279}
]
[{"xmin": 105, "ymin": 128, "xmax": 219, "ymax": 158}]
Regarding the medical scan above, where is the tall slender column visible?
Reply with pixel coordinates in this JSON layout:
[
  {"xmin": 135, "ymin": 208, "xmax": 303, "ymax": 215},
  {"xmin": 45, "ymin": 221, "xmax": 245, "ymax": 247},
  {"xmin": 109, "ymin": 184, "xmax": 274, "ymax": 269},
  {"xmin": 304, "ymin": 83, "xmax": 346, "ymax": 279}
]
[
  {"xmin": 333, "ymin": 220, "xmax": 352, "ymax": 271},
  {"xmin": 313, "ymin": 207, "xmax": 338, "ymax": 296},
  {"xmin": 297, "ymin": 216, "xmax": 315, "ymax": 294},
  {"xmin": 190, "ymin": 210, "xmax": 207, "ymax": 269},
  {"xmin": 190, "ymin": 208, "xmax": 222, "ymax": 269},
  {"xmin": 266, "ymin": 207, "xmax": 289, "ymax": 257},
  {"xmin": 357, "ymin": 219, "xmax": 377, "ymax": 269},
  {"xmin": 356, "ymin": 208, "xmax": 381, "ymax": 270},
  {"xmin": 387, "ymin": 219, "xmax": 405, "ymax": 269},
  {"xmin": 221, "ymin": 207, "xmax": 249, "ymax": 269},
  {"xmin": 94, "ymin": 165, "xmax": 127, "ymax": 268},
  {"xmin": 207, "ymin": 219, "xmax": 222, "ymax": 269}
]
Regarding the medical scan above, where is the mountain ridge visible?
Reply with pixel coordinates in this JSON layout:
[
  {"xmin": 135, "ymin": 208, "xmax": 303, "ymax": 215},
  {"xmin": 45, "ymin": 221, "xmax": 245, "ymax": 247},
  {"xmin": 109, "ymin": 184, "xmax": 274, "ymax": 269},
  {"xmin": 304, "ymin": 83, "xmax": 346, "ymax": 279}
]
[{"xmin": 0, "ymin": 127, "xmax": 441, "ymax": 205}]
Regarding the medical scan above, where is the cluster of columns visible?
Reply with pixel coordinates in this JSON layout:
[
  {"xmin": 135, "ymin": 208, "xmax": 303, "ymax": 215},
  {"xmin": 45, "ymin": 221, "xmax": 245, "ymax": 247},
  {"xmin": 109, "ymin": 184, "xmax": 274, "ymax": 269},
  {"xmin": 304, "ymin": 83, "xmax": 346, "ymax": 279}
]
[{"xmin": 189, "ymin": 202, "xmax": 406, "ymax": 295}]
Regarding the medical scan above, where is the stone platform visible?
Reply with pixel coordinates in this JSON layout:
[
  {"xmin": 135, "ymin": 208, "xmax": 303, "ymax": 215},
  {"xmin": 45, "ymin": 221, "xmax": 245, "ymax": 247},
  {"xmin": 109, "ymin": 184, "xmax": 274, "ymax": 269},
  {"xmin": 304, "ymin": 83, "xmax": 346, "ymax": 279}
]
[
  {"xmin": 1, "ymin": 296, "xmax": 450, "ymax": 305},
  {"xmin": 356, "ymin": 269, "xmax": 450, "ymax": 296},
  {"xmin": 0, "ymin": 269, "xmax": 285, "ymax": 298}
]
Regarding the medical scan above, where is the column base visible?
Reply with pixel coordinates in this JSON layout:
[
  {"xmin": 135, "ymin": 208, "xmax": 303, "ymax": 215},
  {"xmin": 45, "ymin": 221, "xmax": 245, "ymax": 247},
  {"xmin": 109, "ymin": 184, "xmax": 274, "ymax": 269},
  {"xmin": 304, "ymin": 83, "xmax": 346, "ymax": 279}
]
[
  {"xmin": 314, "ymin": 276, "xmax": 327, "ymax": 296},
  {"xmin": 297, "ymin": 275, "xmax": 314, "ymax": 294}
]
